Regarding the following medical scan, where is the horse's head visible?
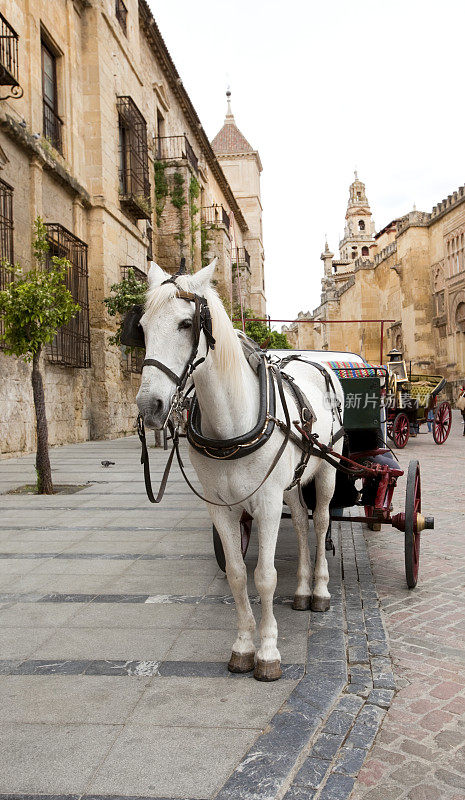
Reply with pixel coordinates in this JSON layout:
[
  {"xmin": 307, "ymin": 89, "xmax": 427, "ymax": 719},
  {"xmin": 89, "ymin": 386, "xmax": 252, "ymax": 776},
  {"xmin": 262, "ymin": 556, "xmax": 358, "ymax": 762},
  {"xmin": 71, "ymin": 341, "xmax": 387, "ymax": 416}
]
[{"xmin": 136, "ymin": 259, "xmax": 217, "ymax": 429}]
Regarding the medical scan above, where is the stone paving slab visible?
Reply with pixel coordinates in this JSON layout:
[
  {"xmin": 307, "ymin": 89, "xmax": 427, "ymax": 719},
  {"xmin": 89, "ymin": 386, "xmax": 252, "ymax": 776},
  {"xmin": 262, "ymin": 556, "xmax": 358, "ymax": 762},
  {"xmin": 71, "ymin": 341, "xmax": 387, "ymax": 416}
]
[{"xmin": 2, "ymin": 419, "xmax": 462, "ymax": 799}]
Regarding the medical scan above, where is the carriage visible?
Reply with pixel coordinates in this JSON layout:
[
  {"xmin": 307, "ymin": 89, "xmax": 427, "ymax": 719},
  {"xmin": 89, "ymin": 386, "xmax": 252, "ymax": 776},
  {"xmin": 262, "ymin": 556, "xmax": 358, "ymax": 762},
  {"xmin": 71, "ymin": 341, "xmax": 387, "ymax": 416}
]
[
  {"xmin": 385, "ymin": 356, "xmax": 452, "ymax": 449},
  {"xmin": 213, "ymin": 349, "xmax": 434, "ymax": 590}
]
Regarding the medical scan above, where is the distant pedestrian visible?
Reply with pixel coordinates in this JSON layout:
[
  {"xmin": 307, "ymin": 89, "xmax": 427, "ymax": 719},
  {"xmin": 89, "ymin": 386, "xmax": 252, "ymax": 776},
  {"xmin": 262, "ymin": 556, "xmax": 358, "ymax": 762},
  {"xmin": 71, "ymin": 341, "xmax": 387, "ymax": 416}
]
[{"xmin": 456, "ymin": 383, "xmax": 465, "ymax": 436}]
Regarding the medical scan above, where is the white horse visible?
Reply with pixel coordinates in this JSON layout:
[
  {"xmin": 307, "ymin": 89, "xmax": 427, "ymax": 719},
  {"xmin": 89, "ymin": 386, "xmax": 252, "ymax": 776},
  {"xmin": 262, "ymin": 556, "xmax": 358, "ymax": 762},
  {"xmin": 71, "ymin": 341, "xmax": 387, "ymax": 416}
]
[{"xmin": 136, "ymin": 260, "xmax": 344, "ymax": 681}]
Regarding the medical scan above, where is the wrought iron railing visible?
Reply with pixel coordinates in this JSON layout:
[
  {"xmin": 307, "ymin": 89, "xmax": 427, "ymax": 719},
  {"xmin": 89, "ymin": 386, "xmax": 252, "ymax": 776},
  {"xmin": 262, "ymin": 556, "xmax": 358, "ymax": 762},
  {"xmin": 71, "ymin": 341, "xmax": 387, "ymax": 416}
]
[
  {"xmin": 202, "ymin": 204, "xmax": 230, "ymax": 230},
  {"xmin": 232, "ymin": 247, "xmax": 250, "ymax": 269},
  {"xmin": 45, "ymin": 224, "xmax": 91, "ymax": 368},
  {"xmin": 117, "ymin": 96, "xmax": 151, "ymax": 220},
  {"xmin": 120, "ymin": 265, "xmax": 147, "ymax": 373},
  {"xmin": 0, "ymin": 12, "xmax": 22, "ymax": 99},
  {"xmin": 0, "ymin": 178, "xmax": 14, "ymax": 349},
  {"xmin": 154, "ymin": 134, "xmax": 199, "ymax": 173},
  {"xmin": 115, "ymin": 0, "xmax": 128, "ymax": 34},
  {"xmin": 43, "ymin": 101, "xmax": 63, "ymax": 153}
]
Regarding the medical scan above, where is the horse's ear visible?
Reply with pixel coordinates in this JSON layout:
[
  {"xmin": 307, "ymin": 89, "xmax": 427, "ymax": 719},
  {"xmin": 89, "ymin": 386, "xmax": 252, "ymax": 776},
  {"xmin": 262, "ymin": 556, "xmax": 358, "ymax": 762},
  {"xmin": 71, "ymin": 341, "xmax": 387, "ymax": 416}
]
[
  {"xmin": 147, "ymin": 261, "xmax": 168, "ymax": 287},
  {"xmin": 190, "ymin": 258, "xmax": 217, "ymax": 293}
]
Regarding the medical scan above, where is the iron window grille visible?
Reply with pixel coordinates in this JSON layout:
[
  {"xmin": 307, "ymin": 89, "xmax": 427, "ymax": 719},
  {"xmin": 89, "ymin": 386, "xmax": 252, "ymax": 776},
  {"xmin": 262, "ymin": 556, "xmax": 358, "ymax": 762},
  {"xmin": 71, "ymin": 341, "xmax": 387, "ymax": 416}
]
[
  {"xmin": 117, "ymin": 96, "xmax": 151, "ymax": 220},
  {"xmin": 232, "ymin": 247, "xmax": 251, "ymax": 270},
  {"xmin": 45, "ymin": 223, "xmax": 91, "ymax": 368},
  {"xmin": 153, "ymin": 134, "xmax": 199, "ymax": 173},
  {"xmin": 0, "ymin": 178, "xmax": 14, "ymax": 348},
  {"xmin": 201, "ymin": 204, "xmax": 230, "ymax": 231},
  {"xmin": 0, "ymin": 11, "xmax": 23, "ymax": 100},
  {"xmin": 120, "ymin": 265, "xmax": 147, "ymax": 374},
  {"xmin": 41, "ymin": 40, "xmax": 63, "ymax": 153},
  {"xmin": 115, "ymin": 0, "xmax": 128, "ymax": 35}
]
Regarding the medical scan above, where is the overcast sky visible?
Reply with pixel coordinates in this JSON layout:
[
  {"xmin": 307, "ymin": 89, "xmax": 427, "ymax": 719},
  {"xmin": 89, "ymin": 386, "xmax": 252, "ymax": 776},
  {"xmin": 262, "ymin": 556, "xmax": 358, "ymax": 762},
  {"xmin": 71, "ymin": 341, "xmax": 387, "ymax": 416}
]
[{"xmin": 148, "ymin": 0, "xmax": 465, "ymax": 324}]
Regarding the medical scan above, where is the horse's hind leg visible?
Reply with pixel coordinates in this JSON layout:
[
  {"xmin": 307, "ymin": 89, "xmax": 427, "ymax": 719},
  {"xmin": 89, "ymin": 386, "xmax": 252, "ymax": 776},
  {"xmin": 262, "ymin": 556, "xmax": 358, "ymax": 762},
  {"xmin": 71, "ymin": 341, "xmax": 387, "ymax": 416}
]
[
  {"xmin": 284, "ymin": 487, "xmax": 312, "ymax": 611},
  {"xmin": 311, "ymin": 462, "xmax": 336, "ymax": 612},
  {"xmin": 254, "ymin": 500, "xmax": 283, "ymax": 681},
  {"xmin": 209, "ymin": 506, "xmax": 256, "ymax": 673}
]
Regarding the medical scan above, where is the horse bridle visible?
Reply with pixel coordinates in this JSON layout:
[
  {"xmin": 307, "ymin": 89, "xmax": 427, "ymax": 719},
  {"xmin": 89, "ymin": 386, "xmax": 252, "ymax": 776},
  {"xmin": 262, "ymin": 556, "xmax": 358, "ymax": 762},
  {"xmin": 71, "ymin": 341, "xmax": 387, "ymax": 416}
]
[{"xmin": 140, "ymin": 278, "xmax": 216, "ymax": 429}]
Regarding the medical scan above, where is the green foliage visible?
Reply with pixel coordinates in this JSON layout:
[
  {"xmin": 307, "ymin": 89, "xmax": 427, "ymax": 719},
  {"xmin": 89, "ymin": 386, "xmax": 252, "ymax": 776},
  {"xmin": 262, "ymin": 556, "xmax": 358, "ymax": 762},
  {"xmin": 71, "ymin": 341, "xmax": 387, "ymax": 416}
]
[
  {"xmin": 170, "ymin": 172, "xmax": 186, "ymax": 211},
  {"xmin": 154, "ymin": 161, "xmax": 168, "ymax": 226},
  {"xmin": 0, "ymin": 219, "xmax": 79, "ymax": 362},
  {"xmin": 103, "ymin": 268, "xmax": 147, "ymax": 346},
  {"xmin": 200, "ymin": 222, "xmax": 212, "ymax": 268},
  {"xmin": 232, "ymin": 307, "xmax": 291, "ymax": 349},
  {"xmin": 189, "ymin": 175, "xmax": 200, "ymax": 265}
]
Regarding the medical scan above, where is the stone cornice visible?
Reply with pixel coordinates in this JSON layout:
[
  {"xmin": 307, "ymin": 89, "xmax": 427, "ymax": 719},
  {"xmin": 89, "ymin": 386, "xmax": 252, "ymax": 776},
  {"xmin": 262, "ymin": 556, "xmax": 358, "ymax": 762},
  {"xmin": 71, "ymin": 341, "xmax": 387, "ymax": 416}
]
[
  {"xmin": 138, "ymin": 0, "xmax": 248, "ymax": 233},
  {"xmin": 0, "ymin": 113, "xmax": 91, "ymax": 207}
]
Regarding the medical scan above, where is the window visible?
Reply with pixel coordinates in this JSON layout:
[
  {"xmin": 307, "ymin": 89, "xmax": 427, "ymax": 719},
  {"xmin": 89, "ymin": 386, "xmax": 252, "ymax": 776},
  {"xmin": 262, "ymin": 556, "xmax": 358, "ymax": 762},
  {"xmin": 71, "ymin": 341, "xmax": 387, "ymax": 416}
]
[
  {"xmin": 0, "ymin": 11, "xmax": 23, "ymax": 99},
  {"xmin": 0, "ymin": 178, "xmax": 14, "ymax": 349},
  {"xmin": 41, "ymin": 39, "xmax": 62, "ymax": 153},
  {"xmin": 121, "ymin": 265, "xmax": 147, "ymax": 373},
  {"xmin": 45, "ymin": 223, "xmax": 90, "ymax": 368},
  {"xmin": 456, "ymin": 302, "xmax": 465, "ymax": 333},
  {"xmin": 358, "ymin": 220, "xmax": 365, "ymax": 231},
  {"xmin": 117, "ymin": 96, "xmax": 151, "ymax": 220},
  {"xmin": 361, "ymin": 246, "xmax": 369, "ymax": 256},
  {"xmin": 115, "ymin": 0, "xmax": 128, "ymax": 35}
]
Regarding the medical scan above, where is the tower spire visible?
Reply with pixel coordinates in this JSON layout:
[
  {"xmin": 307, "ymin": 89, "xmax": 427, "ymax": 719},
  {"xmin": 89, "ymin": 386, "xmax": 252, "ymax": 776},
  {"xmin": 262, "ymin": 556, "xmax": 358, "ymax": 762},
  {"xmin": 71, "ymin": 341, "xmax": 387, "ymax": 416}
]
[{"xmin": 225, "ymin": 87, "xmax": 234, "ymax": 123}]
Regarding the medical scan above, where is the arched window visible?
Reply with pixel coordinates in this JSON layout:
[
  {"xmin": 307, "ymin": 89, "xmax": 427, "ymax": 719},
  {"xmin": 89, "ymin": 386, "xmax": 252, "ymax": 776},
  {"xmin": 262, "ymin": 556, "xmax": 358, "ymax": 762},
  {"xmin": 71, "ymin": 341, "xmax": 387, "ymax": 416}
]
[
  {"xmin": 358, "ymin": 220, "xmax": 365, "ymax": 231},
  {"xmin": 352, "ymin": 247, "xmax": 357, "ymax": 258},
  {"xmin": 361, "ymin": 246, "xmax": 369, "ymax": 256}
]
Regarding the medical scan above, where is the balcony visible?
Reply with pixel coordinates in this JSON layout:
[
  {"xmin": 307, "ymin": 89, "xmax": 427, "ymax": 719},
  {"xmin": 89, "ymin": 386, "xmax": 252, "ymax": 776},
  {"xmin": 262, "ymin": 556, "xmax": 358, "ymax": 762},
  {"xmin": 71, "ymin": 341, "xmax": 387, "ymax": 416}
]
[
  {"xmin": 117, "ymin": 96, "xmax": 151, "ymax": 221},
  {"xmin": 232, "ymin": 247, "xmax": 250, "ymax": 269},
  {"xmin": 154, "ymin": 134, "xmax": 199, "ymax": 173},
  {"xmin": 43, "ymin": 101, "xmax": 63, "ymax": 153},
  {"xmin": 0, "ymin": 11, "xmax": 23, "ymax": 99},
  {"xmin": 201, "ymin": 204, "xmax": 230, "ymax": 231}
]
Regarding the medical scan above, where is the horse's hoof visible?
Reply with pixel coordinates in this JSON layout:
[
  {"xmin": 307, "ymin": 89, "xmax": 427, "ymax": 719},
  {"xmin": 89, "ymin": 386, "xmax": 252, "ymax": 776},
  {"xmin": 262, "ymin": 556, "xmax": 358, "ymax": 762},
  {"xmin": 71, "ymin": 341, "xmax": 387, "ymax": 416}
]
[
  {"xmin": 292, "ymin": 594, "xmax": 312, "ymax": 611},
  {"xmin": 311, "ymin": 596, "xmax": 330, "ymax": 612},
  {"xmin": 228, "ymin": 651, "xmax": 255, "ymax": 673},
  {"xmin": 254, "ymin": 659, "xmax": 282, "ymax": 682}
]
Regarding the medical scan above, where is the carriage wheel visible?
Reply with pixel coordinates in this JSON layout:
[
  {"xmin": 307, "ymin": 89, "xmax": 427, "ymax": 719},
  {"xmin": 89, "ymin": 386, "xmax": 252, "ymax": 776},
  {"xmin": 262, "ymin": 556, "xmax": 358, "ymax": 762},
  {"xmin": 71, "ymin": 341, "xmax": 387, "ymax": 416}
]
[
  {"xmin": 405, "ymin": 460, "xmax": 421, "ymax": 589},
  {"xmin": 393, "ymin": 413, "xmax": 409, "ymax": 449},
  {"xmin": 432, "ymin": 401, "xmax": 452, "ymax": 445},
  {"xmin": 212, "ymin": 512, "xmax": 253, "ymax": 573}
]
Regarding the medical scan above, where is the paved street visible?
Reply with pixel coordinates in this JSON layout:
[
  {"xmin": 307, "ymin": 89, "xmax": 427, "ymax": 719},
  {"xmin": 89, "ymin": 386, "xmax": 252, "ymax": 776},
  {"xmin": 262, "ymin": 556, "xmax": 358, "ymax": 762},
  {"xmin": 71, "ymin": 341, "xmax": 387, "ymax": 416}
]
[{"xmin": 0, "ymin": 412, "xmax": 463, "ymax": 799}]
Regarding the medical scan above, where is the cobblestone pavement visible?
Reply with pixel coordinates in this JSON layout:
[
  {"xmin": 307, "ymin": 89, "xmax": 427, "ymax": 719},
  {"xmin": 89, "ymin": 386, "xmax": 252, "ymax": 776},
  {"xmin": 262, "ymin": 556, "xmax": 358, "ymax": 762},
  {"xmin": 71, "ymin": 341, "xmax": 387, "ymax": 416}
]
[
  {"xmin": 351, "ymin": 411, "xmax": 465, "ymax": 800},
  {"xmin": 0, "ymin": 412, "xmax": 463, "ymax": 800}
]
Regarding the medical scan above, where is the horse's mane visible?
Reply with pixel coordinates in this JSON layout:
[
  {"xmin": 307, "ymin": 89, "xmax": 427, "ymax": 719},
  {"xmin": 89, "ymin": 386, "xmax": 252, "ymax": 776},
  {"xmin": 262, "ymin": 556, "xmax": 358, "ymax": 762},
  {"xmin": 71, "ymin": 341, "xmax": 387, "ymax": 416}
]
[{"xmin": 144, "ymin": 276, "xmax": 248, "ymax": 392}]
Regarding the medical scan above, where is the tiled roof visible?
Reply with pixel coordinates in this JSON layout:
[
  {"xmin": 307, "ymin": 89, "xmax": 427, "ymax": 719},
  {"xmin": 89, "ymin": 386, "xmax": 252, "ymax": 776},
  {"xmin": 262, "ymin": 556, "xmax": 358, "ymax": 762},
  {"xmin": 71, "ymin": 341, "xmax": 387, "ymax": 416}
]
[{"xmin": 211, "ymin": 118, "xmax": 254, "ymax": 155}]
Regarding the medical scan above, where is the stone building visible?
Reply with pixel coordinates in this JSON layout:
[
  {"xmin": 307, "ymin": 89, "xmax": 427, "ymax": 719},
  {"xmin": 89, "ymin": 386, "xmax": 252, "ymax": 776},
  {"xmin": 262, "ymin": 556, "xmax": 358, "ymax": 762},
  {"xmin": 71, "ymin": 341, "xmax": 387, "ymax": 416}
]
[
  {"xmin": 285, "ymin": 173, "xmax": 465, "ymax": 395},
  {"xmin": 0, "ymin": 0, "xmax": 265, "ymax": 457}
]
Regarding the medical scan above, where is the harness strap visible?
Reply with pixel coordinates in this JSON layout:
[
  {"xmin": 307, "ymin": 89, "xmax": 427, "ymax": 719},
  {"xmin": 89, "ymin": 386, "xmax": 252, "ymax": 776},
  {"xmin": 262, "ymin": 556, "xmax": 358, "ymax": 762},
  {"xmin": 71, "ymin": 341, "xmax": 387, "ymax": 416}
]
[
  {"xmin": 137, "ymin": 364, "xmax": 294, "ymax": 508},
  {"xmin": 142, "ymin": 359, "xmax": 182, "ymax": 386}
]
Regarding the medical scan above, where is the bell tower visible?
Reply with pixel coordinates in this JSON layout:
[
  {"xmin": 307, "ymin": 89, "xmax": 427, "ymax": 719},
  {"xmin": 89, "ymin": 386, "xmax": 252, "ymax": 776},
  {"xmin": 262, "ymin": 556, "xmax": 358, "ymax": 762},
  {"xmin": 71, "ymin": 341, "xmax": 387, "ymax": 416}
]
[{"xmin": 339, "ymin": 172, "xmax": 375, "ymax": 262}]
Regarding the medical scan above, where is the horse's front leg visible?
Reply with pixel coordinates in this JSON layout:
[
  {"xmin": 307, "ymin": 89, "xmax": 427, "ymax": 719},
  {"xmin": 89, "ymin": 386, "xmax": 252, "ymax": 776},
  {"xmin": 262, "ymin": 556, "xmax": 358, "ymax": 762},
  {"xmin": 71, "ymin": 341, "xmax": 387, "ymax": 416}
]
[
  {"xmin": 311, "ymin": 463, "xmax": 336, "ymax": 612},
  {"xmin": 284, "ymin": 486, "xmax": 312, "ymax": 610},
  {"xmin": 209, "ymin": 506, "xmax": 256, "ymax": 673},
  {"xmin": 254, "ymin": 499, "xmax": 283, "ymax": 681}
]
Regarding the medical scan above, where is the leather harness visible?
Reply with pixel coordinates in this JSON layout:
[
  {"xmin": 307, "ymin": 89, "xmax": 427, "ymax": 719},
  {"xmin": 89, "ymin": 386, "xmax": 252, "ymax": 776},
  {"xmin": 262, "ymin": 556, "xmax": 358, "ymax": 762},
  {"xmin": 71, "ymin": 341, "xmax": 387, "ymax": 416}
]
[{"xmin": 133, "ymin": 280, "xmax": 345, "ymax": 507}]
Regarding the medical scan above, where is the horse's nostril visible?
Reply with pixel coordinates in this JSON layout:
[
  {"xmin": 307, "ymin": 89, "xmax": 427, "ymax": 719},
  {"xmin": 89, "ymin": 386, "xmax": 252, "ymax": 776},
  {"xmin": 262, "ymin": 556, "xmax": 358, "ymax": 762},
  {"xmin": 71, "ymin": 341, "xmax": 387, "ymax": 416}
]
[{"xmin": 153, "ymin": 399, "xmax": 162, "ymax": 415}]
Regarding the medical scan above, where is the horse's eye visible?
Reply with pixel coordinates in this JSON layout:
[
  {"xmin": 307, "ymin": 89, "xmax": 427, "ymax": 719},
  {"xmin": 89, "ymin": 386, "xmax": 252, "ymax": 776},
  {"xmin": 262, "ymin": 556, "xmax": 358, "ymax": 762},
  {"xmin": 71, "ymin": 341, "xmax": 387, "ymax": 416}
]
[{"xmin": 178, "ymin": 319, "xmax": 192, "ymax": 330}]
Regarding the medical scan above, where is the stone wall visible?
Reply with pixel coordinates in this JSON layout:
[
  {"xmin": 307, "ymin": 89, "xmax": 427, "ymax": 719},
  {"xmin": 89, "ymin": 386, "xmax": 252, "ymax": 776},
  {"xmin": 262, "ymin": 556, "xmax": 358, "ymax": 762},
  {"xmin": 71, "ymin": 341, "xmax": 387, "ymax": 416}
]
[{"xmin": 0, "ymin": 0, "xmax": 264, "ymax": 457}]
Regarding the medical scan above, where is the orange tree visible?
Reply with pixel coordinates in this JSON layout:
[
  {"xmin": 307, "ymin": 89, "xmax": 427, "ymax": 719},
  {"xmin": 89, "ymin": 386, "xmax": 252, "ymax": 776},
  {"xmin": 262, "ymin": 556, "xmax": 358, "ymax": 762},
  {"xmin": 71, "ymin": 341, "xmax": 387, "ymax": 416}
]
[{"xmin": 0, "ymin": 219, "xmax": 79, "ymax": 493}]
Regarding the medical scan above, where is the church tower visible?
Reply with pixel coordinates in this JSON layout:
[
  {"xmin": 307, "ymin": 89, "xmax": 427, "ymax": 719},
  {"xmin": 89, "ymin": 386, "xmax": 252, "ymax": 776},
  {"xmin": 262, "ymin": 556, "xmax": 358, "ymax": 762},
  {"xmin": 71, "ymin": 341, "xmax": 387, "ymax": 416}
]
[
  {"xmin": 339, "ymin": 172, "xmax": 375, "ymax": 262},
  {"xmin": 211, "ymin": 91, "xmax": 265, "ymax": 315}
]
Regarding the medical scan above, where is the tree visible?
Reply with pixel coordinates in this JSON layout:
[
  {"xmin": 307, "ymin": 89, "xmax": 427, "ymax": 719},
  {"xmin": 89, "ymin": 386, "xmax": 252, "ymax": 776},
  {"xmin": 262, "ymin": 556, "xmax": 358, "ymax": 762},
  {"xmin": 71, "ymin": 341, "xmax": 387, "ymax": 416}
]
[
  {"xmin": 233, "ymin": 307, "xmax": 291, "ymax": 349},
  {"xmin": 0, "ymin": 218, "xmax": 79, "ymax": 493}
]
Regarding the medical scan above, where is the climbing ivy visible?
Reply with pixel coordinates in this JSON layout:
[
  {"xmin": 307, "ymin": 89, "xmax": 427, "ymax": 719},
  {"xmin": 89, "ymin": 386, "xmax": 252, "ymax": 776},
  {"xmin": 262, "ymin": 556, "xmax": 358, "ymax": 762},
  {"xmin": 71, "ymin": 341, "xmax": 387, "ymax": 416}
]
[
  {"xmin": 154, "ymin": 161, "xmax": 168, "ymax": 226},
  {"xmin": 189, "ymin": 175, "xmax": 200, "ymax": 265},
  {"xmin": 170, "ymin": 171, "xmax": 186, "ymax": 251}
]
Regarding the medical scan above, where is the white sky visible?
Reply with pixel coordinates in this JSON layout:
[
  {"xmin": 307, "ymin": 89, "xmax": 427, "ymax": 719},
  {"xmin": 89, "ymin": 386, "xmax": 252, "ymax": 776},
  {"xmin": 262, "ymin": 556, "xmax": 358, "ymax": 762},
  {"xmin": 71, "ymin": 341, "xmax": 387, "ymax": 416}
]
[{"xmin": 148, "ymin": 0, "xmax": 465, "ymax": 324}]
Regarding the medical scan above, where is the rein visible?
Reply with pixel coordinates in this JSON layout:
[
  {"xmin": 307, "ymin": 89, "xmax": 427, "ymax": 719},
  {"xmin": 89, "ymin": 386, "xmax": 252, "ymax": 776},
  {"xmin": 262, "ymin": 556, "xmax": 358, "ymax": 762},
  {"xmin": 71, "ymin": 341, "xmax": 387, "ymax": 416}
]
[{"xmin": 134, "ymin": 282, "xmax": 347, "ymax": 507}]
